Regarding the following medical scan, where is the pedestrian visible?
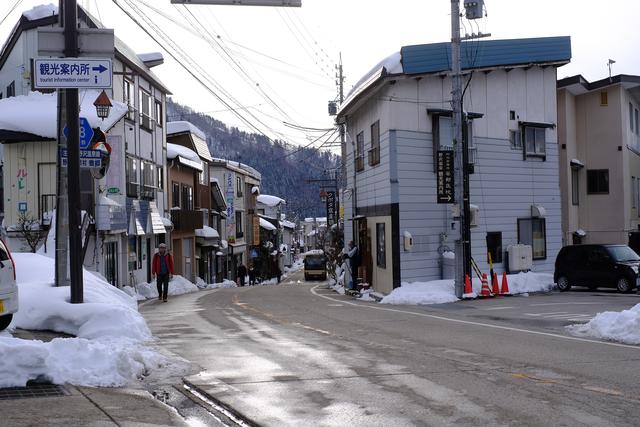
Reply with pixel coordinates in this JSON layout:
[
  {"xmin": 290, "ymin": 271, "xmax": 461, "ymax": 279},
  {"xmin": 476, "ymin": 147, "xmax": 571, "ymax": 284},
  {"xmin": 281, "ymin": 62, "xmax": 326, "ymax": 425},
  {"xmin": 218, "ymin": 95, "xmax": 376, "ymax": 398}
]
[
  {"xmin": 152, "ymin": 243, "xmax": 174, "ymax": 302},
  {"xmin": 248, "ymin": 262, "xmax": 256, "ymax": 286},
  {"xmin": 346, "ymin": 240, "xmax": 360, "ymax": 290},
  {"xmin": 237, "ymin": 262, "xmax": 248, "ymax": 287}
]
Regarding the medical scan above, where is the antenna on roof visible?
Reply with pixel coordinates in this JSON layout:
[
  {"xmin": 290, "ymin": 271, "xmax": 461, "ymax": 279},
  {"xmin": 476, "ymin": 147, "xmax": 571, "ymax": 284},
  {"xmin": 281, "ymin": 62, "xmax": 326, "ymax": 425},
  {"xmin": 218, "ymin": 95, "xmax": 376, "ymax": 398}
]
[{"xmin": 607, "ymin": 59, "xmax": 616, "ymax": 82}]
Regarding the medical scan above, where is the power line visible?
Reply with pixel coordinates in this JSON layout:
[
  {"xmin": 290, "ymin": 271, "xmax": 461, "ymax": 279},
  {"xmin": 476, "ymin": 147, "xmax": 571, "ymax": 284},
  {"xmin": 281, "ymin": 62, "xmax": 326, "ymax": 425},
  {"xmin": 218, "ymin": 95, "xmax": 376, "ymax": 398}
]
[{"xmin": 0, "ymin": 0, "xmax": 24, "ymax": 29}]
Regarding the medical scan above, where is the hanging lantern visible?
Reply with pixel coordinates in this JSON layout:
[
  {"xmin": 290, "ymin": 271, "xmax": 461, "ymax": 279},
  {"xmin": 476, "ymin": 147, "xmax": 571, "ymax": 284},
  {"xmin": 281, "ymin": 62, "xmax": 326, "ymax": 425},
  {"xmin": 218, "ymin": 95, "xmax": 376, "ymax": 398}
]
[{"xmin": 94, "ymin": 90, "xmax": 112, "ymax": 120}]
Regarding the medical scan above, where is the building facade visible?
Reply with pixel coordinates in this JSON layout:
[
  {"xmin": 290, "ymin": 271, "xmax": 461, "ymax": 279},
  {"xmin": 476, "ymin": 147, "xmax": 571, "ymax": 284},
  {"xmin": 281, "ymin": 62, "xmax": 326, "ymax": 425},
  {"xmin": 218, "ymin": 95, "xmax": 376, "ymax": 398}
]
[
  {"xmin": 338, "ymin": 37, "xmax": 571, "ymax": 294},
  {"xmin": 557, "ymin": 74, "xmax": 640, "ymax": 248}
]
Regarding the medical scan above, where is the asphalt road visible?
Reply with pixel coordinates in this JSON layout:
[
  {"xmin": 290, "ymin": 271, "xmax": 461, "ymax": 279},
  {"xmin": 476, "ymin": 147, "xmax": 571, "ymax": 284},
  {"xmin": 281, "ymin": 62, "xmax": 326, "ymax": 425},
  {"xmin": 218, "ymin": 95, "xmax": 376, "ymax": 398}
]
[{"xmin": 141, "ymin": 272, "xmax": 640, "ymax": 426}]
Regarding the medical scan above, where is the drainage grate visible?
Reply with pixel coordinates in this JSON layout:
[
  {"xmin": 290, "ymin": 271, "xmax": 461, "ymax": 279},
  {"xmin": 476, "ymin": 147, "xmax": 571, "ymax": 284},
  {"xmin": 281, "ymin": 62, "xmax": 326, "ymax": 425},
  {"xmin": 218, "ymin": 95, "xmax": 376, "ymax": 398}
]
[{"xmin": 0, "ymin": 383, "xmax": 70, "ymax": 400}]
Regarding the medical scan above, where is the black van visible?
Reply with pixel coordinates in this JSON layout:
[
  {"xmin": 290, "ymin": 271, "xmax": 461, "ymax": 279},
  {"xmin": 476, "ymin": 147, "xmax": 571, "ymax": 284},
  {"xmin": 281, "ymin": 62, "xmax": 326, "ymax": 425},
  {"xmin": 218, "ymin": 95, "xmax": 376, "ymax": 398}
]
[{"xmin": 554, "ymin": 244, "xmax": 640, "ymax": 293}]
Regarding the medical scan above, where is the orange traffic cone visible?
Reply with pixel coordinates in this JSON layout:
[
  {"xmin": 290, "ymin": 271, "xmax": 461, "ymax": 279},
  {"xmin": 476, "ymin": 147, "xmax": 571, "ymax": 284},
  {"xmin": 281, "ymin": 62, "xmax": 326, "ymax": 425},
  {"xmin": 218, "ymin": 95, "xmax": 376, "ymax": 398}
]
[
  {"xmin": 501, "ymin": 272, "xmax": 511, "ymax": 296},
  {"xmin": 464, "ymin": 274, "xmax": 473, "ymax": 295},
  {"xmin": 491, "ymin": 272, "xmax": 500, "ymax": 296},
  {"xmin": 480, "ymin": 273, "xmax": 492, "ymax": 297}
]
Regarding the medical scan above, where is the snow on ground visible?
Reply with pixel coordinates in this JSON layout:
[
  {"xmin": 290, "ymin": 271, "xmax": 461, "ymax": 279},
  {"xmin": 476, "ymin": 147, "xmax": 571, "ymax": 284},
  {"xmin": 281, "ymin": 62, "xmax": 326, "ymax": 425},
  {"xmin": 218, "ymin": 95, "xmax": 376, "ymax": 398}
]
[
  {"xmin": 567, "ymin": 304, "xmax": 640, "ymax": 345},
  {"xmin": 129, "ymin": 275, "xmax": 199, "ymax": 300},
  {"xmin": 0, "ymin": 253, "xmax": 188, "ymax": 388},
  {"xmin": 380, "ymin": 272, "xmax": 556, "ymax": 306}
]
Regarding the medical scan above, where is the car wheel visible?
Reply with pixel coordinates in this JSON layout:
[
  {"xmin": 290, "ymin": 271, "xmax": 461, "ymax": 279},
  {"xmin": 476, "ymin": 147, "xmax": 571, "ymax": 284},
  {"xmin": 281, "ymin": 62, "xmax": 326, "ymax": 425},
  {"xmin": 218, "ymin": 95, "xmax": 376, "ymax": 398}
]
[
  {"xmin": 0, "ymin": 314, "xmax": 13, "ymax": 331},
  {"xmin": 616, "ymin": 277, "xmax": 633, "ymax": 293},
  {"xmin": 557, "ymin": 275, "xmax": 571, "ymax": 292}
]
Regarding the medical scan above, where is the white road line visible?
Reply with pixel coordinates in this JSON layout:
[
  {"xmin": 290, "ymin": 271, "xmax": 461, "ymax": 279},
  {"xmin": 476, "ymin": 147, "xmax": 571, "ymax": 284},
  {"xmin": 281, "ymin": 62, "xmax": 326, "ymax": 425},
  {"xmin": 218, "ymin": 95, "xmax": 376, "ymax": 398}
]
[
  {"xmin": 309, "ymin": 285, "xmax": 639, "ymax": 350},
  {"xmin": 525, "ymin": 312, "xmax": 571, "ymax": 317},
  {"xmin": 529, "ymin": 302, "xmax": 602, "ymax": 306},
  {"xmin": 481, "ymin": 306, "xmax": 515, "ymax": 311}
]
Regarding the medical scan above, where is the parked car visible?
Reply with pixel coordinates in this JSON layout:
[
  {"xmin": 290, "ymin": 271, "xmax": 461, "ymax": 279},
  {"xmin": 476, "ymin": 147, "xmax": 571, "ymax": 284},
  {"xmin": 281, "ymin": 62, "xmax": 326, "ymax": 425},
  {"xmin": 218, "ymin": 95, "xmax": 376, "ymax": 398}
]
[
  {"xmin": 304, "ymin": 250, "xmax": 327, "ymax": 281},
  {"xmin": 554, "ymin": 244, "xmax": 640, "ymax": 293},
  {"xmin": 0, "ymin": 239, "xmax": 17, "ymax": 330}
]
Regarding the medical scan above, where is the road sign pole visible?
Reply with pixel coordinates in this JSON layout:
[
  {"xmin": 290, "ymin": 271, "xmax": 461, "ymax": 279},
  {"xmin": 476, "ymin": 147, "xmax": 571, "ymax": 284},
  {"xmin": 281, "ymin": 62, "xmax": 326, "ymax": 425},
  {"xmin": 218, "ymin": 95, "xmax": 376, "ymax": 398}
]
[{"xmin": 64, "ymin": 0, "xmax": 83, "ymax": 303}]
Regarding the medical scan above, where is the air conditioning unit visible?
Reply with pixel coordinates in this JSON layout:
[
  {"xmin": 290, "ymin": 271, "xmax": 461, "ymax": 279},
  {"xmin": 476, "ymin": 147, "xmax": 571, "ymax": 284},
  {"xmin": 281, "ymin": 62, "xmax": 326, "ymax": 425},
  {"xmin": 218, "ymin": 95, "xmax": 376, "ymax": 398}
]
[{"xmin": 507, "ymin": 244, "xmax": 533, "ymax": 272}]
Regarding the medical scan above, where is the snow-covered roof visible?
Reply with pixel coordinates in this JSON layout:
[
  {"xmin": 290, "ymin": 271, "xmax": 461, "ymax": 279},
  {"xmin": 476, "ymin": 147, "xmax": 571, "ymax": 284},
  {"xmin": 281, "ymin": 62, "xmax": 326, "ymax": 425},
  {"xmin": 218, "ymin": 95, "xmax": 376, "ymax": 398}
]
[
  {"xmin": 251, "ymin": 186, "xmax": 260, "ymax": 195},
  {"xmin": 280, "ymin": 220, "xmax": 296, "ymax": 229},
  {"xmin": 167, "ymin": 143, "xmax": 199, "ymax": 161},
  {"xmin": 0, "ymin": 91, "xmax": 128, "ymax": 140},
  {"xmin": 167, "ymin": 121, "xmax": 206, "ymax": 141},
  {"xmin": 260, "ymin": 218, "xmax": 277, "ymax": 231},
  {"xmin": 257, "ymin": 194, "xmax": 285, "ymax": 207},
  {"xmin": 211, "ymin": 157, "xmax": 261, "ymax": 181},
  {"xmin": 195, "ymin": 226, "xmax": 219, "ymax": 239},
  {"xmin": 23, "ymin": 3, "xmax": 57, "ymax": 21}
]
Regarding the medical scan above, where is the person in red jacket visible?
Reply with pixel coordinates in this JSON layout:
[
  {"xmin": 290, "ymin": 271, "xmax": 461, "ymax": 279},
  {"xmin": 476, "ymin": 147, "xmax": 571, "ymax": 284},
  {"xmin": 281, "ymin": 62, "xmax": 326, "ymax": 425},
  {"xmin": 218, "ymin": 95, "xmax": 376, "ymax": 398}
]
[{"xmin": 152, "ymin": 243, "xmax": 174, "ymax": 302}]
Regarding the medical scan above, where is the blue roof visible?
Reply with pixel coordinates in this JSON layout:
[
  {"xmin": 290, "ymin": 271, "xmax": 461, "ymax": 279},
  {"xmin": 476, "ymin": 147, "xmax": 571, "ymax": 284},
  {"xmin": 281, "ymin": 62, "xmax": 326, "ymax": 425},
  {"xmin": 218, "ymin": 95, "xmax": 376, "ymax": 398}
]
[{"xmin": 401, "ymin": 36, "xmax": 571, "ymax": 75}]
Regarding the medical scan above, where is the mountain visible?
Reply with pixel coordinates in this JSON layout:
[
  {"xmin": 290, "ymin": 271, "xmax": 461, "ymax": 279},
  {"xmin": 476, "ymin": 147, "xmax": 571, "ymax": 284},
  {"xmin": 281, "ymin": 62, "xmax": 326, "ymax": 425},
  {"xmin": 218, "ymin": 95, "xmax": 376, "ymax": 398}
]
[{"xmin": 167, "ymin": 99, "xmax": 339, "ymax": 220}]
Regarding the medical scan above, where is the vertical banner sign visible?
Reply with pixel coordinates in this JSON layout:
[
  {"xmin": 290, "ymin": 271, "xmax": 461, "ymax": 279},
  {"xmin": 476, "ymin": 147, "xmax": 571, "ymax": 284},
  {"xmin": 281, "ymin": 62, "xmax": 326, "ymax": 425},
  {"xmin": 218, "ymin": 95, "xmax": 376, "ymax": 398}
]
[
  {"xmin": 105, "ymin": 135, "xmax": 122, "ymax": 193},
  {"xmin": 252, "ymin": 216, "xmax": 260, "ymax": 245},
  {"xmin": 225, "ymin": 172, "xmax": 236, "ymax": 240},
  {"xmin": 326, "ymin": 191, "xmax": 336, "ymax": 226},
  {"xmin": 436, "ymin": 150, "xmax": 455, "ymax": 204}
]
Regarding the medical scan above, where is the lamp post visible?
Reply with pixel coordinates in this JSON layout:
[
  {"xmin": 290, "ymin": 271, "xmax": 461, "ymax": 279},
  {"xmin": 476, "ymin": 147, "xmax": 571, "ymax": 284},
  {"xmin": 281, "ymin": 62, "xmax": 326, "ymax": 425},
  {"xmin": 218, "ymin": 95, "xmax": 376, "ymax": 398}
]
[{"xmin": 94, "ymin": 90, "xmax": 112, "ymax": 120}]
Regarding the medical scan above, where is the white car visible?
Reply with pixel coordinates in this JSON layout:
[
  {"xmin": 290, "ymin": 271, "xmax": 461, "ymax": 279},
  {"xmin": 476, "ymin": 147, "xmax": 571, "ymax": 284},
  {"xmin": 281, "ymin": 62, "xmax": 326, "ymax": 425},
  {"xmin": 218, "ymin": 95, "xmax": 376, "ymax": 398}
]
[{"xmin": 0, "ymin": 239, "xmax": 17, "ymax": 331}]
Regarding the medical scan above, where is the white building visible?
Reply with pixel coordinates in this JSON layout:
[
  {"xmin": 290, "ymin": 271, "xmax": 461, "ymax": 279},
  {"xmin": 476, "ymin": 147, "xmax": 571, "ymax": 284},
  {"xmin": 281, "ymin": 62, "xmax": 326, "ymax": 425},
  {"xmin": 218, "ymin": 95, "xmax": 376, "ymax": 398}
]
[
  {"xmin": 0, "ymin": 5, "xmax": 170, "ymax": 287},
  {"xmin": 337, "ymin": 37, "xmax": 571, "ymax": 294}
]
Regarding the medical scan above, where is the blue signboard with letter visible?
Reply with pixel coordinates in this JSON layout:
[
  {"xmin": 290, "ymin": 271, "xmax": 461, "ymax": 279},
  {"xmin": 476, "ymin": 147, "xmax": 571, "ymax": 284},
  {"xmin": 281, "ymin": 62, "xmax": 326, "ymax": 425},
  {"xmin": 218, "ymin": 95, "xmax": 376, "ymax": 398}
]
[{"xmin": 63, "ymin": 117, "xmax": 94, "ymax": 149}]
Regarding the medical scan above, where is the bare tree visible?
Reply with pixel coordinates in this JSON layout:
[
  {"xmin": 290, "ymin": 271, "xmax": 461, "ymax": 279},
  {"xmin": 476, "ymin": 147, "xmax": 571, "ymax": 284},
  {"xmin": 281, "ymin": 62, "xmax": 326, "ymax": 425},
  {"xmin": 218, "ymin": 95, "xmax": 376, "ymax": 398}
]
[{"xmin": 15, "ymin": 212, "xmax": 44, "ymax": 253}]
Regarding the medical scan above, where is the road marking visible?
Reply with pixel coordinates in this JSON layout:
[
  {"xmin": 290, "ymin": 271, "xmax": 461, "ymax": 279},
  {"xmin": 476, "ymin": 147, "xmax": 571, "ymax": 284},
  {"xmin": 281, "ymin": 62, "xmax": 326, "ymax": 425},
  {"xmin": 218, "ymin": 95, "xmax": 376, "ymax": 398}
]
[
  {"xmin": 524, "ymin": 312, "xmax": 570, "ymax": 316},
  {"xmin": 309, "ymin": 285, "xmax": 640, "ymax": 350},
  {"xmin": 481, "ymin": 306, "xmax": 514, "ymax": 311},
  {"xmin": 529, "ymin": 302, "xmax": 601, "ymax": 306}
]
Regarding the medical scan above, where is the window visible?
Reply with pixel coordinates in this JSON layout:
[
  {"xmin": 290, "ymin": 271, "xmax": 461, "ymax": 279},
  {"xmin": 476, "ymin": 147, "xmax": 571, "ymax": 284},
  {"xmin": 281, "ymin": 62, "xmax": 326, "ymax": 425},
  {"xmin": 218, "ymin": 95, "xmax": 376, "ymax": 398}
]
[
  {"xmin": 587, "ymin": 169, "xmax": 609, "ymax": 194},
  {"xmin": 154, "ymin": 100, "xmax": 163, "ymax": 127},
  {"xmin": 518, "ymin": 218, "xmax": 546, "ymax": 260},
  {"xmin": 486, "ymin": 232, "xmax": 503, "ymax": 263},
  {"xmin": 368, "ymin": 120, "xmax": 380, "ymax": 166},
  {"xmin": 139, "ymin": 88, "xmax": 152, "ymax": 130},
  {"xmin": 6, "ymin": 81, "xmax": 15, "ymax": 98},
  {"xmin": 376, "ymin": 222, "xmax": 386, "ymax": 268},
  {"xmin": 125, "ymin": 156, "xmax": 138, "ymax": 197},
  {"xmin": 524, "ymin": 126, "xmax": 546, "ymax": 157},
  {"xmin": 571, "ymin": 168, "xmax": 580, "ymax": 206},
  {"xmin": 128, "ymin": 236, "xmax": 137, "ymax": 271},
  {"xmin": 355, "ymin": 131, "xmax": 364, "ymax": 172},
  {"xmin": 631, "ymin": 103, "xmax": 635, "ymax": 132},
  {"xmin": 141, "ymin": 161, "xmax": 155, "ymax": 200},
  {"xmin": 510, "ymin": 130, "xmax": 522, "ymax": 150},
  {"xmin": 124, "ymin": 78, "xmax": 135, "ymax": 120},
  {"xmin": 600, "ymin": 91, "xmax": 608, "ymax": 106},
  {"xmin": 181, "ymin": 184, "xmax": 193, "ymax": 210},
  {"xmin": 235, "ymin": 211, "xmax": 243, "ymax": 238},
  {"xmin": 635, "ymin": 108, "xmax": 639, "ymax": 135},
  {"xmin": 172, "ymin": 182, "xmax": 180, "ymax": 208},
  {"xmin": 236, "ymin": 176, "xmax": 243, "ymax": 197},
  {"xmin": 509, "ymin": 110, "xmax": 516, "ymax": 121},
  {"xmin": 437, "ymin": 116, "xmax": 454, "ymax": 149},
  {"xmin": 157, "ymin": 166, "xmax": 164, "ymax": 191},
  {"xmin": 199, "ymin": 165, "xmax": 208, "ymax": 186}
]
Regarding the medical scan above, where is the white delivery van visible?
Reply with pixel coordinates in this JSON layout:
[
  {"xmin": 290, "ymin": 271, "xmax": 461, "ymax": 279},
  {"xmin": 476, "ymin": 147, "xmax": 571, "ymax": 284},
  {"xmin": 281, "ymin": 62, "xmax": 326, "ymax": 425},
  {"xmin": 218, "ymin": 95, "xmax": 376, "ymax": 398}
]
[{"xmin": 0, "ymin": 239, "xmax": 17, "ymax": 330}]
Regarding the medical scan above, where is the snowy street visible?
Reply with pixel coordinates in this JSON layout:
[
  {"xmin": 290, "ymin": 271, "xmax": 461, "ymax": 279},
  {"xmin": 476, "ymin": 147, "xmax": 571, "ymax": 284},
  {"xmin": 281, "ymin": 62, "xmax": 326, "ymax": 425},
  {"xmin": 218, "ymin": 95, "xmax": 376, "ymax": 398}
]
[{"xmin": 139, "ymin": 271, "xmax": 640, "ymax": 426}]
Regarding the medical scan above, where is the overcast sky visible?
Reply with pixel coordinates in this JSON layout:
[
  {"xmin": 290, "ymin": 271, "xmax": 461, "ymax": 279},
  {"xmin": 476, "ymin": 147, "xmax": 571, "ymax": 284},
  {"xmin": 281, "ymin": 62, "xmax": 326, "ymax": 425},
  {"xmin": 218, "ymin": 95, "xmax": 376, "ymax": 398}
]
[{"xmin": 1, "ymin": 0, "xmax": 639, "ymax": 152}]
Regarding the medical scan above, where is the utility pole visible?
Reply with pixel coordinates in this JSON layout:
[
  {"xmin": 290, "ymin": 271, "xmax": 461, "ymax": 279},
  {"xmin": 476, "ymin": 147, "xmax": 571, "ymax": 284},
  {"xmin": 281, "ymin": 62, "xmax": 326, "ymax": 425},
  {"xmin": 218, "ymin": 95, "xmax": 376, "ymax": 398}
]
[
  {"xmin": 451, "ymin": 0, "xmax": 466, "ymax": 298},
  {"xmin": 55, "ymin": 0, "xmax": 83, "ymax": 302}
]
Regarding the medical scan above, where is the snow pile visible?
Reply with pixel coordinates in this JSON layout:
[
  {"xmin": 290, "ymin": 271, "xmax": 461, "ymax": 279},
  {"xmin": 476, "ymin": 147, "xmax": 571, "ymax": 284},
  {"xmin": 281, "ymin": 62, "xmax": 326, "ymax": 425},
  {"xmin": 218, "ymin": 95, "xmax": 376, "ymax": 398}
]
[
  {"xmin": 131, "ymin": 275, "xmax": 199, "ymax": 300},
  {"xmin": 1, "ymin": 253, "xmax": 180, "ymax": 388},
  {"xmin": 380, "ymin": 272, "xmax": 556, "ymax": 306},
  {"xmin": 567, "ymin": 304, "xmax": 640, "ymax": 344},
  {"xmin": 381, "ymin": 280, "xmax": 460, "ymax": 305},
  {"xmin": 23, "ymin": 3, "xmax": 57, "ymax": 21},
  {"xmin": 201, "ymin": 279, "xmax": 237, "ymax": 290},
  {"xmin": 284, "ymin": 258, "xmax": 304, "ymax": 274}
]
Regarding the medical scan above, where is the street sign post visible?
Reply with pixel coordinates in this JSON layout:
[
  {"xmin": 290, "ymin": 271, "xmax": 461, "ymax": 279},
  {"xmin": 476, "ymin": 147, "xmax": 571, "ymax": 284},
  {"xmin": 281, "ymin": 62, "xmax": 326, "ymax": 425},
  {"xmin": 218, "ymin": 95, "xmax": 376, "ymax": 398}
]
[
  {"xmin": 33, "ymin": 57, "xmax": 112, "ymax": 89},
  {"xmin": 59, "ymin": 148, "xmax": 103, "ymax": 169},
  {"xmin": 63, "ymin": 117, "xmax": 94, "ymax": 149},
  {"xmin": 437, "ymin": 150, "xmax": 455, "ymax": 204}
]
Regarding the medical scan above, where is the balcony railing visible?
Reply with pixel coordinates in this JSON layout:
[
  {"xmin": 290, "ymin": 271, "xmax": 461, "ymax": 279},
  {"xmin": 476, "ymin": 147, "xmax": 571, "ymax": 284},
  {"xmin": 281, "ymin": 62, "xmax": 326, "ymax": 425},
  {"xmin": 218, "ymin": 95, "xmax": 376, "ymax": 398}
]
[{"xmin": 171, "ymin": 209, "xmax": 204, "ymax": 232}]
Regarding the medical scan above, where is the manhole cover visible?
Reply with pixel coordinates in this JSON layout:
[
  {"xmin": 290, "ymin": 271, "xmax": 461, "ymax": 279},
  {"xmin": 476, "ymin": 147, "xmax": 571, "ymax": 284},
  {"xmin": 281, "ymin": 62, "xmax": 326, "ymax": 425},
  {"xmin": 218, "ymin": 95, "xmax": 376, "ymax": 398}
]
[{"xmin": 0, "ymin": 383, "xmax": 70, "ymax": 400}]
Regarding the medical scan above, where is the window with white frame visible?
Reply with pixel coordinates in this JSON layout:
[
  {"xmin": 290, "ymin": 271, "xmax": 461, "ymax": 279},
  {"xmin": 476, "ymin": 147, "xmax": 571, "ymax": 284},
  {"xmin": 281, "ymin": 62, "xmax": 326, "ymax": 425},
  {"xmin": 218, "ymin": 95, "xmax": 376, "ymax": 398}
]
[
  {"xmin": 124, "ymin": 78, "xmax": 135, "ymax": 120},
  {"xmin": 368, "ymin": 120, "xmax": 380, "ymax": 166},
  {"xmin": 126, "ymin": 156, "xmax": 138, "ymax": 198},
  {"xmin": 571, "ymin": 168, "xmax": 580, "ymax": 206},
  {"xmin": 355, "ymin": 131, "xmax": 364, "ymax": 172},
  {"xmin": 155, "ymin": 99, "xmax": 163, "ymax": 128}
]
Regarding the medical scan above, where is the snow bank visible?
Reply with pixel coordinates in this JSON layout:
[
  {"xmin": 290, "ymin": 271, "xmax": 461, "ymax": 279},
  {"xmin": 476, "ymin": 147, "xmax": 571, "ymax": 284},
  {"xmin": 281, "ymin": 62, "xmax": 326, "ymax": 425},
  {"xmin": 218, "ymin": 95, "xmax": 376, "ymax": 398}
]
[
  {"xmin": 131, "ymin": 275, "xmax": 199, "ymax": 300},
  {"xmin": 380, "ymin": 272, "xmax": 556, "ymax": 306},
  {"xmin": 567, "ymin": 304, "xmax": 640, "ymax": 344},
  {"xmin": 1, "ymin": 253, "xmax": 185, "ymax": 388}
]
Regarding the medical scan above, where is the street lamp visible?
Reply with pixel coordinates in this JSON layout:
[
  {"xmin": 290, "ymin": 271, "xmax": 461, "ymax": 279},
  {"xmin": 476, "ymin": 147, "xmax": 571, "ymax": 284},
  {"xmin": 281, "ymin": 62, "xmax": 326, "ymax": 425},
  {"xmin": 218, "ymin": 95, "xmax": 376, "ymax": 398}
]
[
  {"xmin": 93, "ymin": 90, "xmax": 112, "ymax": 120},
  {"xmin": 170, "ymin": 0, "xmax": 301, "ymax": 5}
]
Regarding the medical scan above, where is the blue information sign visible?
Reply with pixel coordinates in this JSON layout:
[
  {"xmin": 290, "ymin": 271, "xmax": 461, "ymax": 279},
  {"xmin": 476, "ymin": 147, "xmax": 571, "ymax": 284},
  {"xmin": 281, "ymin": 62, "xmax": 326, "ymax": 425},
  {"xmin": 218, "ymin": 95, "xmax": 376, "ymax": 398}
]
[{"xmin": 63, "ymin": 117, "xmax": 94, "ymax": 149}]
